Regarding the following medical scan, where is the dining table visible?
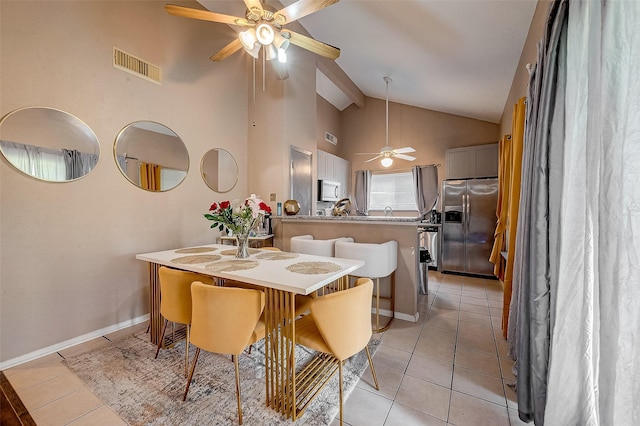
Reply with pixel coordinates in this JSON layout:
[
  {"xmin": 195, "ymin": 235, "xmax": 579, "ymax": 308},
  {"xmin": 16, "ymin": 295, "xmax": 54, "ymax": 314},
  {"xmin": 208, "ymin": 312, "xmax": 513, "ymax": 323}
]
[{"xmin": 136, "ymin": 243, "xmax": 364, "ymax": 420}]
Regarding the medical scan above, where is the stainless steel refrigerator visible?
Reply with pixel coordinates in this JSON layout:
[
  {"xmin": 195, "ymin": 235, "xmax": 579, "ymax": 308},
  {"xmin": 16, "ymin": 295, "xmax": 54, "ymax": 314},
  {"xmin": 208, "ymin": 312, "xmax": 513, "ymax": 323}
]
[{"xmin": 441, "ymin": 178, "xmax": 498, "ymax": 276}]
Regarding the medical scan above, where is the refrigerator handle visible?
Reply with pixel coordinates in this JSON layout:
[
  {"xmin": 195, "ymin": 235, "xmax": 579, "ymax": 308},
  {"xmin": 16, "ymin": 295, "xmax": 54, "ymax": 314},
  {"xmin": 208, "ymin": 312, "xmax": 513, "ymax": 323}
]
[{"xmin": 464, "ymin": 194, "xmax": 469, "ymax": 233}]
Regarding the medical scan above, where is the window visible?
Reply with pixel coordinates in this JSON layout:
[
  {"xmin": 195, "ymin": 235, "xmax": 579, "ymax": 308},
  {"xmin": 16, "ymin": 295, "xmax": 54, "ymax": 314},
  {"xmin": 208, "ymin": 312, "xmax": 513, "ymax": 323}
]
[{"xmin": 369, "ymin": 171, "xmax": 418, "ymax": 211}]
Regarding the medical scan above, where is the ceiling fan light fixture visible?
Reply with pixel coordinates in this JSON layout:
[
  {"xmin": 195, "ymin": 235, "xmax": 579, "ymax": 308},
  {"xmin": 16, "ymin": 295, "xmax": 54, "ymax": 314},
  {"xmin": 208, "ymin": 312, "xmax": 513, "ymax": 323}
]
[
  {"xmin": 239, "ymin": 28, "xmax": 257, "ymax": 50},
  {"xmin": 264, "ymin": 43, "xmax": 278, "ymax": 61},
  {"xmin": 277, "ymin": 47, "xmax": 287, "ymax": 63},
  {"xmin": 256, "ymin": 23, "xmax": 275, "ymax": 46},
  {"xmin": 381, "ymin": 157, "xmax": 393, "ymax": 168},
  {"xmin": 273, "ymin": 32, "xmax": 290, "ymax": 50}
]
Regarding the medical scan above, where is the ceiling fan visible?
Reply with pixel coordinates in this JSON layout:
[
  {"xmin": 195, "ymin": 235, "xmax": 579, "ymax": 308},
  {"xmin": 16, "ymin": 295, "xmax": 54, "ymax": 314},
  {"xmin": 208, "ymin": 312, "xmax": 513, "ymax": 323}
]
[
  {"xmin": 356, "ymin": 77, "xmax": 416, "ymax": 168},
  {"xmin": 164, "ymin": 0, "xmax": 340, "ymax": 67}
]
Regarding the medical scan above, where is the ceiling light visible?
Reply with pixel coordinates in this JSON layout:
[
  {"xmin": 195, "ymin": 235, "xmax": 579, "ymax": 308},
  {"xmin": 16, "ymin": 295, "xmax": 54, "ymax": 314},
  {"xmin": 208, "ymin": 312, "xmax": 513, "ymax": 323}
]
[
  {"xmin": 273, "ymin": 32, "xmax": 290, "ymax": 50},
  {"xmin": 381, "ymin": 157, "xmax": 393, "ymax": 168},
  {"xmin": 239, "ymin": 29, "xmax": 257, "ymax": 50},
  {"xmin": 277, "ymin": 48, "xmax": 287, "ymax": 63},
  {"xmin": 256, "ymin": 23, "xmax": 275, "ymax": 46},
  {"xmin": 264, "ymin": 44, "xmax": 277, "ymax": 61}
]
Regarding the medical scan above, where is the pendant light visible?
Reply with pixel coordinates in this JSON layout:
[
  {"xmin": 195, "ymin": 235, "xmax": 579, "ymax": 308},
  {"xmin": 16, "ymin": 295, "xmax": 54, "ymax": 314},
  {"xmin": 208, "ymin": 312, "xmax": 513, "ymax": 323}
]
[{"xmin": 382, "ymin": 76, "xmax": 393, "ymax": 168}]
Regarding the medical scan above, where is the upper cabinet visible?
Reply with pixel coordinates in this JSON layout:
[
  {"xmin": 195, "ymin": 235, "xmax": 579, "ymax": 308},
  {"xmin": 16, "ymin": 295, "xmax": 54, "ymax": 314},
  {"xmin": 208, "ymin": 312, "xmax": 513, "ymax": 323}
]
[
  {"xmin": 317, "ymin": 150, "xmax": 351, "ymax": 199},
  {"xmin": 445, "ymin": 143, "xmax": 498, "ymax": 179}
]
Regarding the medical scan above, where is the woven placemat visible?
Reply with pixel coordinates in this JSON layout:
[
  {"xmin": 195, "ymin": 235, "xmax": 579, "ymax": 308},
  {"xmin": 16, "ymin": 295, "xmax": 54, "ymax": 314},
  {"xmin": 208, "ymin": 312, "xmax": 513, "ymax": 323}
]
[
  {"xmin": 256, "ymin": 252, "xmax": 299, "ymax": 261},
  {"xmin": 286, "ymin": 261, "xmax": 342, "ymax": 275},
  {"xmin": 206, "ymin": 260, "xmax": 259, "ymax": 272},
  {"xmin": 174, "ymin": 247, "xmax": 217, "ymax": 254},
  {"xmin": 171, "ymin": 254, "xmax": 222, "ymax": 264},
  {"xmin": 220, "ymin": 248, "xmax": 261, "ymax": 256}
]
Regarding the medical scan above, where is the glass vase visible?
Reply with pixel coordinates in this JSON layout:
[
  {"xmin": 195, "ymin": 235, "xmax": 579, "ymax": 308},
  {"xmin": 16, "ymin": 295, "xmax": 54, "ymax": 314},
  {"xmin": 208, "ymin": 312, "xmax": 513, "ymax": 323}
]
[{"xmin": 235, "ymin": 232, "xmax": 250, "ymax": 259}]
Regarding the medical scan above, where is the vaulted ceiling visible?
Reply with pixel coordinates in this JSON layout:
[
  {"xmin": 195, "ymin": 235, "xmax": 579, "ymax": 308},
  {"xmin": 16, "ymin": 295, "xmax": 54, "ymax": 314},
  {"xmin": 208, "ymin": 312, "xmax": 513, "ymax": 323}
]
[{"xmin": 199, "ymin": 0, "xmax": 538, "ymax": 123}]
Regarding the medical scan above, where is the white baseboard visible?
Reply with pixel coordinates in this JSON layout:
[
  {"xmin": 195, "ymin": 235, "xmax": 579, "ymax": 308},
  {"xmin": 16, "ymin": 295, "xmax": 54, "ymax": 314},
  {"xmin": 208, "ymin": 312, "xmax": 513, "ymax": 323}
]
[
  {"xmin": 372, "ymin": 308, "xmax": 420, "ymax": 323},
  {"xmin": 0, "ymin": 314, "xmax": 149, "ymax": 370}
]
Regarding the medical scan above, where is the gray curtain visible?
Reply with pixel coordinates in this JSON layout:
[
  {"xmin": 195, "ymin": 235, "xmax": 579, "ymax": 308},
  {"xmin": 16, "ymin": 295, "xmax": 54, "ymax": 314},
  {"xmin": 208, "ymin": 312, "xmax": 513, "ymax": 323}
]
[
  {"xmin": 510, "ymin": 1, "xmax": 640, "ymax": 424},
  {"xmin": 508, "ymin": 1, "xmax": 567, "ymax": 424},
  {"xmin": 353, "ymin": 170, "xmax": 371, "ymax": 216},
  {"xmin": 412, "ymin": 165, "xmax": 438, "ymax": 218}
]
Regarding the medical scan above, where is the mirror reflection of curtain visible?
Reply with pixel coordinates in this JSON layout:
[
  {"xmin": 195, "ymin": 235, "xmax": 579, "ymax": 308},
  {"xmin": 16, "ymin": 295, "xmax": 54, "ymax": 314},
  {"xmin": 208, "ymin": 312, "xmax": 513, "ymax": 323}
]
[
  {"xmin": 353, "ymin": 170, "xmax": 371, "ymax": 215},
  {"xmin": 116, "ymin": 155, "xmax": 127, "ymax": 174},
  {"xmin": 1, "ymin": 140, "xmax": 66, "ymax": 180},
  {"xmin": 412, "ymin": 165, "xmax": 438, "ymax": 217},
  {"xmin": 62, "ymin": 149, "xmax": 98, "ymax": 180},
  {"xmin": 509, "ymin": 1, "xmax": 640, "ymax": 425},
  {"xmin": 140, "ymin": 162, "xmax": 161, "ymax": 191}
]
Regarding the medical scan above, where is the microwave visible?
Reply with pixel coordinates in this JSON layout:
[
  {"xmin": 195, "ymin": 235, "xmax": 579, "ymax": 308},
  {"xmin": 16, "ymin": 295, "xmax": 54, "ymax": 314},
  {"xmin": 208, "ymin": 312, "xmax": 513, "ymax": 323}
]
[{"xmin": 318, "ymin": 179, "xmax": 341, "ymax": 201}]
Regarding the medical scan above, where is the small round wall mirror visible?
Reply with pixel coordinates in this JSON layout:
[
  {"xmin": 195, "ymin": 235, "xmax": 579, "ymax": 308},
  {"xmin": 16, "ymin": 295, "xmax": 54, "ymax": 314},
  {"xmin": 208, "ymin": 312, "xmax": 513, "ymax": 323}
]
[
  {"xmin": 114, "ymin": 121, "xmax": 189, "ymax": 192},
  {"xmin": 0, "ymin": 107, "xmax": 100, "ymax": 182},
  {"xmin": 201, "ymin": 148, "xmax": 238, "ymax": 193}
]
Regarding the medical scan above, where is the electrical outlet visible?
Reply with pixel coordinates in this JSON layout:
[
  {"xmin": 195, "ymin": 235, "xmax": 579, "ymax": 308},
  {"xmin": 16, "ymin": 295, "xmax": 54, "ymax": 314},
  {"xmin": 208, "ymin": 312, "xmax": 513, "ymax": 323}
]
[{"xmin": 270, "ymin": 193, "xmax": 277, "ymax": 201}]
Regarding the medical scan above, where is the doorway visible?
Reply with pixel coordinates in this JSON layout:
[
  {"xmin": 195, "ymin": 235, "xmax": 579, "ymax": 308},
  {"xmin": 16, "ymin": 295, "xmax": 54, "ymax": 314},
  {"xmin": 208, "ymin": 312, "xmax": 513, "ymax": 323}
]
[{"xmin": 290, "ymin": 146, "xmax": 312, "ymax": 216}]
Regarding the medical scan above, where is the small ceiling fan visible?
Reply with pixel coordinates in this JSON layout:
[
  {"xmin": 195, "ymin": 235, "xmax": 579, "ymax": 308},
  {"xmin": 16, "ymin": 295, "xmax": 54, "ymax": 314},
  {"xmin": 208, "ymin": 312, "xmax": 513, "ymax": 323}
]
[
  {"xmin": 356, "ymin": 77, "xmax": 416, "ymax": 168},
  {"xmin": 164, "ymin": 0, "xmax": 340, "ymax": 68}
]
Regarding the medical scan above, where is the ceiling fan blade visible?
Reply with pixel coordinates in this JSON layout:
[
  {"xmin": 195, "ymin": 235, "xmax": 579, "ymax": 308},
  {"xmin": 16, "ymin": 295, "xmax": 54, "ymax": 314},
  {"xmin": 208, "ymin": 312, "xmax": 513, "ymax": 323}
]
[
  {"xmin": 164, "ymin": 4, "xmax": 251, "ymax": 27},
  {"xmin": 394, "ymin": 154, "xmax": 417, "ymax": 161},
  {"xmin": 393, "ymin": 146, "xmax": 416, "ymax": 154},
  {"xmin": 355, "ymin": 152, "xmax": 381, "ymax": 155},
  {"xmin": 275, "ymin": 0, "xmax": 339, "ymax": 25},
  {"xmin": 365, "ymin": 155, "xmax": 383, "ymax": 163},
  {"xmin": 282, "ymin": 30, "xmax": 340, "ymax": 60},
  {"xmin": 210, "ymin": 38, "xmax": 243, "ymax": 62}
]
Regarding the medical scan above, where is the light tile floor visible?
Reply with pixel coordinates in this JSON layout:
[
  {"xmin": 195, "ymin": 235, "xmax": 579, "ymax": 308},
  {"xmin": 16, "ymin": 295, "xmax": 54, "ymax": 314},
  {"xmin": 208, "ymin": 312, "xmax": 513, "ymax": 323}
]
[{"xmin": 3, "ymin": 272, "xmax": 526, "ymax": 426}]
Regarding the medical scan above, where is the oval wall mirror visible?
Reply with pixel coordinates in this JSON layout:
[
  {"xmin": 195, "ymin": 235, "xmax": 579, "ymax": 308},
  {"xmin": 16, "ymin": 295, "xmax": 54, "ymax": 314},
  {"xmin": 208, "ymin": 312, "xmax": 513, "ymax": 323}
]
[
  {"xmin": 0, "ymin": 107, "xmax": 100, "ymax": 182},
  {"xmin": 114, "ymin": 121, "xmax": 189, "ymax": 192},
  {"xmin": 201, "ymin": 148, "xmax": 238, "ymax": 193}
]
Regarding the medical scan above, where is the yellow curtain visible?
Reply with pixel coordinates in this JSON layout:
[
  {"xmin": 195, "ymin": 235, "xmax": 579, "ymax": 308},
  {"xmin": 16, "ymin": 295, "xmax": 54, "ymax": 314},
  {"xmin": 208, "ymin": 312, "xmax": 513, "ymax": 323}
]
[
  {"xmin": 140, "ymin": 162, "xmax": 162, "ymax": 191},
  {"xmin": 489, "ymin": 134, "xmax": 512, "ymax": 280},
  {"xmin": 501, "ymin": 97, "xmax": 526, "ymax": 338}
]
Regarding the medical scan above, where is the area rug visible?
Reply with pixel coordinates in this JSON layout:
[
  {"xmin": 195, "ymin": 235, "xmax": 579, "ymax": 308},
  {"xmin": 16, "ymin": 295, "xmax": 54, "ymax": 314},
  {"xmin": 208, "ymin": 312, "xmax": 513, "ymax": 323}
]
[{"xmin": 64, "ymin": 331, "xmax": 379, "ymax": 425}]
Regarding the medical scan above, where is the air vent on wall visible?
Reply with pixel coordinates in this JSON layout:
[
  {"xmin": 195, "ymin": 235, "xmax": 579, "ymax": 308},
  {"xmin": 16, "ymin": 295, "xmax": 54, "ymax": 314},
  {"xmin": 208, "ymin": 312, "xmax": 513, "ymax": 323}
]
[
  {"xmin": 113, "ymin": 47, "xmax": 162, "ymax": 85},
  {"xmin": 325, "ymin": 131, "xmax": 338, "ymax": 145}
]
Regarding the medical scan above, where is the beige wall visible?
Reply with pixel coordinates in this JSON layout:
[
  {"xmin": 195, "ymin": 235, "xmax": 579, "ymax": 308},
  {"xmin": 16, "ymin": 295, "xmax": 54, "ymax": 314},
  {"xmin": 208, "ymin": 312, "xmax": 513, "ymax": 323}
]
[
  {"xmin": 498, "ymin": 0, "xmax": 551, "ymax": 136},
  {"xmin": 339, "ymin": 98, "xmax": 500, "ymax": 199},
  {"xmin": 316, "ymin": 95, "xmax": 341, "ymax": 156},
  {"xmin": 0, "ymin": 0, "xmax": 249, "ymax": 365}
]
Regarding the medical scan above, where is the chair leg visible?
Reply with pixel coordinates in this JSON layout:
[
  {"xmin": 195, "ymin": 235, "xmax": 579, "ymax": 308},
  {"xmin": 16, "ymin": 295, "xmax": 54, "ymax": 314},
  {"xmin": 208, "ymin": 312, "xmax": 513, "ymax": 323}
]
[
  {"xmin": 184, "ymin": 324, "xmax": 190, "ymax": 378},
  {"xmin": 155, "ymin": 319, "xmax": 168, "ymax": 359},
  {"xmin": 234, "ymin": 355, "xmax": 243, "ymax": 425},
  {"xmin": 339, "ymin": 360, "xmax": 344, "ymax": 426},
  {"xmin": 183, "ymin": 347, "xmax": 201, "ymax": 401},
  {"xmin": 365, "ymin": 346, "xmax": 380, "ymax": 391}
]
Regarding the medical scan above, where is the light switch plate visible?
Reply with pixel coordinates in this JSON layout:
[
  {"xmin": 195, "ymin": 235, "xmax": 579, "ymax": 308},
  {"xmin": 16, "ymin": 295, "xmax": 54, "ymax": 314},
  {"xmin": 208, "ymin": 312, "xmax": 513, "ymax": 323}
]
[{"xmin": 270, "ymin": 193, "xmax": 277, "ymax": 201}]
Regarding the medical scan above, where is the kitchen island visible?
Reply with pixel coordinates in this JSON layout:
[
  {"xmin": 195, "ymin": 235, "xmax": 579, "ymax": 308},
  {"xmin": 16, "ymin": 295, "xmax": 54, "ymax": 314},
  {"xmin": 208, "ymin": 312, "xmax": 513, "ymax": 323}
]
[{"xmin": 274, "ymin": 215, "xmax": 421, "ymax": 322}]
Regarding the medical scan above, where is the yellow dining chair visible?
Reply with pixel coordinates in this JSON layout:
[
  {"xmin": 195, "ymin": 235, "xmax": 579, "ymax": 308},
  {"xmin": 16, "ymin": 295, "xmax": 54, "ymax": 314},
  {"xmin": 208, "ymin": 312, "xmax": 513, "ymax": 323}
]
[
  {"xmin": 294, "ymin": 278, "xmax": 379, "ymax": 426},
  {"xmin": 155, "ymin": 266, "xmax": 213, "ymax": 377},
  {"xmin": 184, "ymin": 282, "xmax": 266, "ymax": 425}
]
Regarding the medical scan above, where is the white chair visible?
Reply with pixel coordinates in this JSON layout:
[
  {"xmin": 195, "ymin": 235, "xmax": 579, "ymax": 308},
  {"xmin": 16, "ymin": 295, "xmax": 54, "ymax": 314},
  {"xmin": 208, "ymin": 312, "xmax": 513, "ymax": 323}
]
[
  {"xmin": 290, "ymin": 235, "xmax": 355, "ymax": 295},
  {"xmin": 289, "ymin": 235, "xmax": 354, "ymax": 257},
  {"xmin": 334, "ymin": 240, "xmax": 398, "ymax": 332}
]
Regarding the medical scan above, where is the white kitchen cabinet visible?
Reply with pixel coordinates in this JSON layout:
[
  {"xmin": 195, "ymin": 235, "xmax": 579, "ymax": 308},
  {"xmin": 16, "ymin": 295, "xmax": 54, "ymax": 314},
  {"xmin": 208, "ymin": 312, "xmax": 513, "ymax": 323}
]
[
  {"xmin": 317, "ymin": 150, "xmax": 351, "ymax": 198},
  {"xmin": 445, "ymin": 143, "xmax": 498, "ymax": 179}
]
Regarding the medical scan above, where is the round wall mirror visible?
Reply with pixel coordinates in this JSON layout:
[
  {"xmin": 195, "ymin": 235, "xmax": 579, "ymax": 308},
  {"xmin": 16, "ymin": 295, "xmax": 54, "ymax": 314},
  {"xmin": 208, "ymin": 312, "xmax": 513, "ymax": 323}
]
[
  {"xmin": 201, "ymin": 148, "xmax": 238, "ymax": 193},
  {"xmin": 114, "ymin": 121, "xmax": 189, "ymax": 192},
  {"xmin": 0, "ymin": 107, "xmax": 100, "ymax": 182}
]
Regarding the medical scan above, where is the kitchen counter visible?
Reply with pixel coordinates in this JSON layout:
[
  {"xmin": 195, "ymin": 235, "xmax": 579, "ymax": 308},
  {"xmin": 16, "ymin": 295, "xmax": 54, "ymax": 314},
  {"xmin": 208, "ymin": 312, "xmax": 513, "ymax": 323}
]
[
  {"xmin": 274, "ymin": 216, "xmax": 422, "ymax": 322},
  {"xmin": 280, "ymin": 215, "xmax": 420, "ymax": 224}
]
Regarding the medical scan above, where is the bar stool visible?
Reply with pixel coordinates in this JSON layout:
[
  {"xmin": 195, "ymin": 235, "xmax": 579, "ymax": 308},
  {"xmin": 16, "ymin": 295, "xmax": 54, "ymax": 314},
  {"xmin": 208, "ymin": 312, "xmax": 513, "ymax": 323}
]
[
  {"xmin": 289, "ymin": 235, "xmax": 354, "ymax": 257},
  {"xmin": 334, "ymin": 240, "xmax": 398, "ymax": 332},
  {"xmin": 290, "ymin": 235, "xmax": 354, "ymax": 293}
]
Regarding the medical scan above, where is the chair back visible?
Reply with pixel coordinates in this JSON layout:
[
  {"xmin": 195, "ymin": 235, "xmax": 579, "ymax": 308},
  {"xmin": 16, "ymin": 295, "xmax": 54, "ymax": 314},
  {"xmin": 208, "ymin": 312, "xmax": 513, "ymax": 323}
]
[
  {"xmin": 190, "ymin": 282, "xmax": 265, "ymax": 355},
  {"xmin": 310, "ymin": 278, "xmax": 373, "ymax": 360},
  {"xmin": 334, "ymin": 240, "xmax": 397, "ymax": 278},
  {"xmin": 290, "ymin": 235, "xmax": 354, "ymax": 257},
  {"xmin": 158, "ymin": 267, "xmax": 213, "ymax": 325}
]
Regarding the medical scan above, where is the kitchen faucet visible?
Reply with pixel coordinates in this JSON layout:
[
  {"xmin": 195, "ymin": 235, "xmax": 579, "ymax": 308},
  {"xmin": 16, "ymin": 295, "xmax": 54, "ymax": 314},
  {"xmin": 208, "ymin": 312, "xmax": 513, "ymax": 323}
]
[{"xmin": 384, "ymin": 206, "xmax": 393, "ymax": 217}]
